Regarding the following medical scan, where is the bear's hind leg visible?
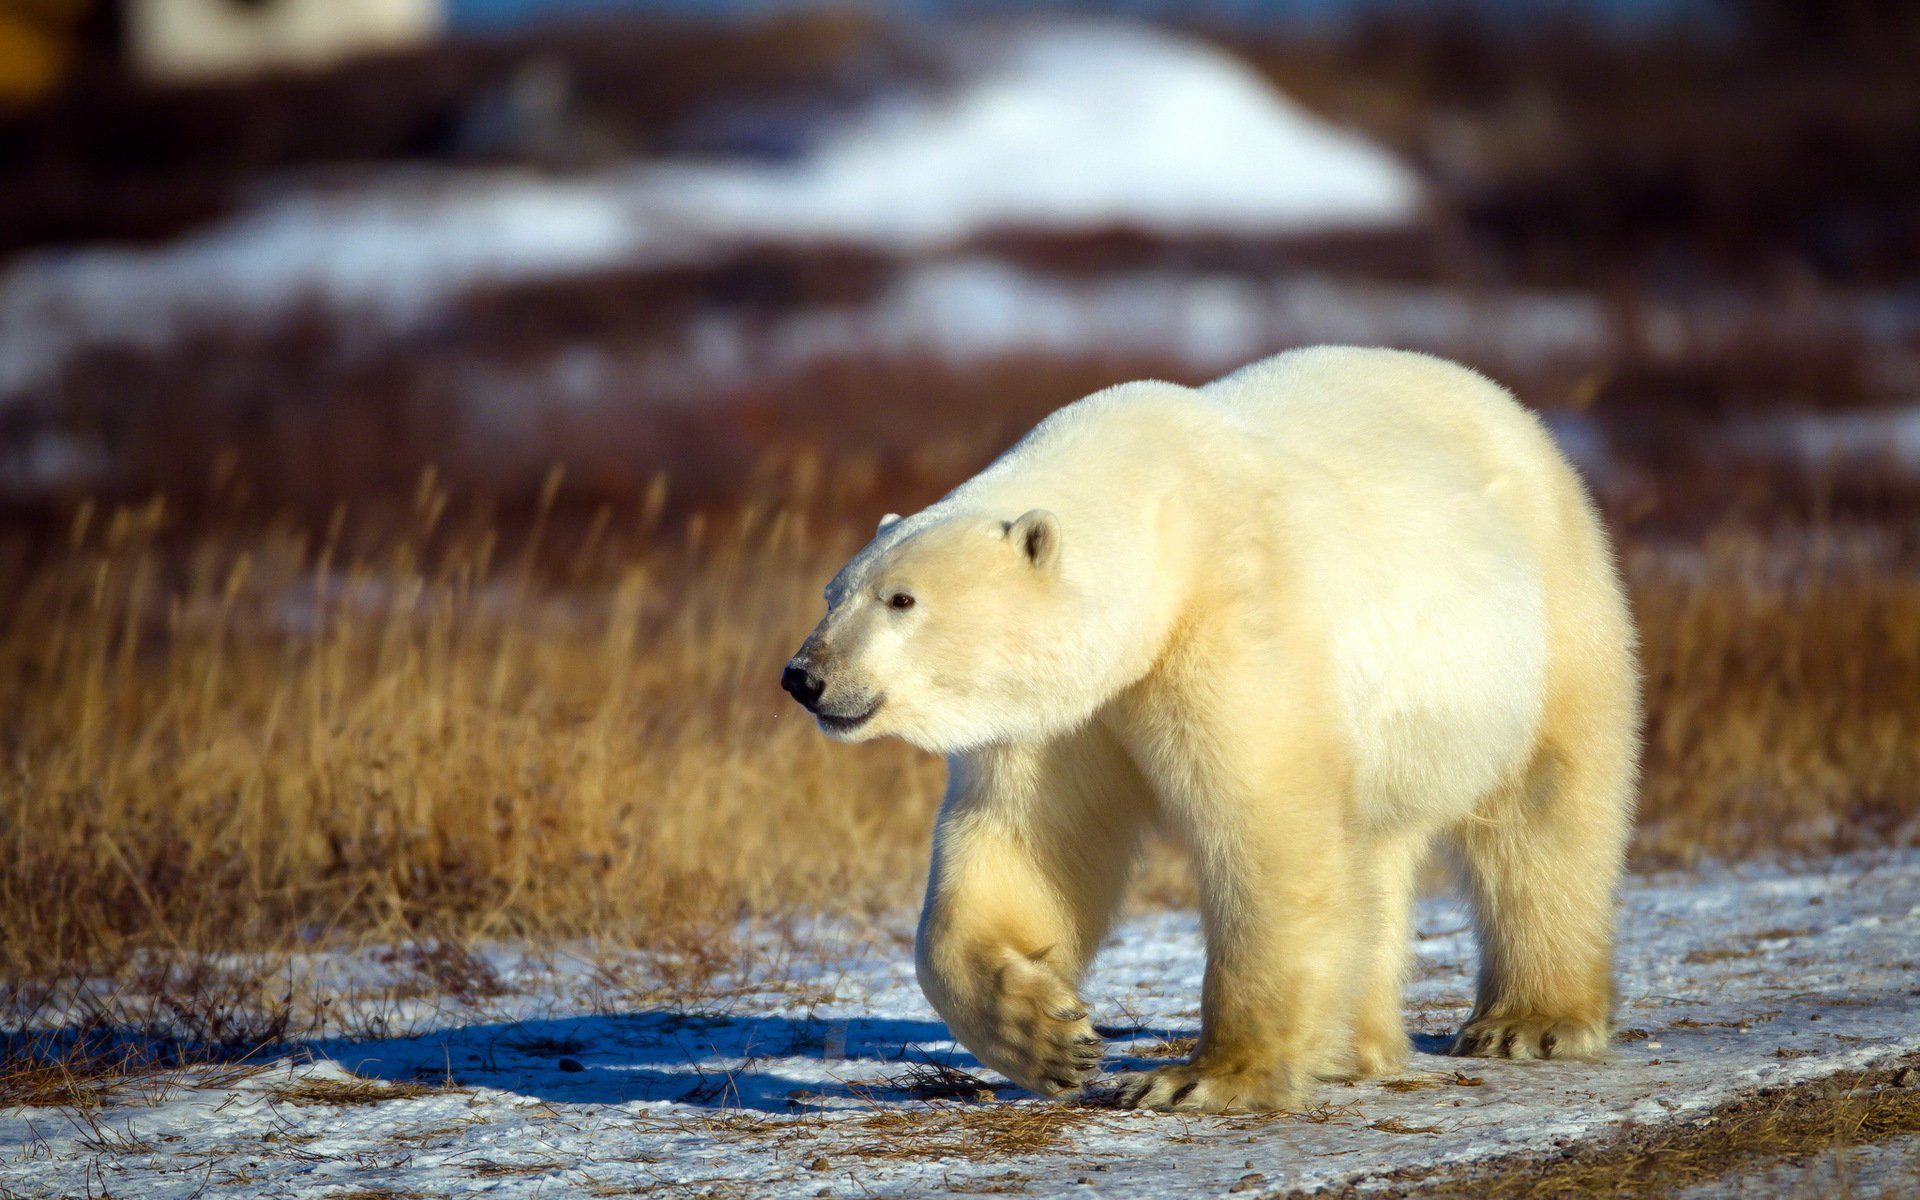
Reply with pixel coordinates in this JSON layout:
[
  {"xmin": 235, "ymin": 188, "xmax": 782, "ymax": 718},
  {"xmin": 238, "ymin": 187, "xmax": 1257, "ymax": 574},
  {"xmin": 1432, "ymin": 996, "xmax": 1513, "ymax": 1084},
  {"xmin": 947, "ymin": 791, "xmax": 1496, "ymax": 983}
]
[{"xmin": 1448, "ymin": 736, "xmax": 1632, "ymax": 1061}]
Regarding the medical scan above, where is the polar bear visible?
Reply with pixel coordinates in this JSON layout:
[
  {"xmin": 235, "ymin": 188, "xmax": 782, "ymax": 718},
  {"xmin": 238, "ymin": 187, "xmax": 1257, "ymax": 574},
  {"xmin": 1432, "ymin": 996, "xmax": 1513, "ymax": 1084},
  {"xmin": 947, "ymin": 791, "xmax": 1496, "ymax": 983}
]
[{"xmin": 781, "ymin": 346, "xmax": 1639, "ymax": 1112}]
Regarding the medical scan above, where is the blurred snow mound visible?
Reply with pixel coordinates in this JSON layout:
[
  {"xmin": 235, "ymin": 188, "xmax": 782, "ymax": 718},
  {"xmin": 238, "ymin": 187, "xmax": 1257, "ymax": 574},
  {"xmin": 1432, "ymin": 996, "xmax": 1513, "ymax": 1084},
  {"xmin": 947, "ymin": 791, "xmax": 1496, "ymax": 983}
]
[
  {"xmin": 652, "ymin": 19, "xmax": 1422, "ymax": 241},
  {"xmin": 0, "ymin": 19, "xmax": 1420, "ymax": 399}
]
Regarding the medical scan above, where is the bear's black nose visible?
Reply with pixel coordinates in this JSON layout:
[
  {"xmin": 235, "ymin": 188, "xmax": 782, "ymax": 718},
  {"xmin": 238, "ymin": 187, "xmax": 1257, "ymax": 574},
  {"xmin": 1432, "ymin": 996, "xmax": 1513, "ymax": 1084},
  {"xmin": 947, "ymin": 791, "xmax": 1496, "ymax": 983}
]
[{"xmin": 781, "ymin": 665, "xmax": 825, "ymax": 710}]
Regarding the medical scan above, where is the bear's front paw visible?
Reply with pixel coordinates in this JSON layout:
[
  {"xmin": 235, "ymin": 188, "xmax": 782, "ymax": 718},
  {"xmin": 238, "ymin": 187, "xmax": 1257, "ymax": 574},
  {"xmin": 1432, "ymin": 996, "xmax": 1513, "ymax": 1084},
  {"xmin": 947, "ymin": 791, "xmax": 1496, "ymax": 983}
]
[
  {"xmin": 1109, "ymin": 1062, "xmax": 1304, "ymax": 1113},
  {"xmin": 972, "ymin": 956, "xmax": 1104, "ymax": 1097},
  {"xmin": 1448, "ymin": 1013, "xmax": 1608, "ymax": 1061}
]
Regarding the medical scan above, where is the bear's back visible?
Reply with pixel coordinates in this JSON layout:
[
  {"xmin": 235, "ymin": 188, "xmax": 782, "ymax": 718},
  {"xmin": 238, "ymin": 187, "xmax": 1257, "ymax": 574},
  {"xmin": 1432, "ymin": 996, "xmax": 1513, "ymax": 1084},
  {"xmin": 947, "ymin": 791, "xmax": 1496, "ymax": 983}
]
[
  {"xmin": 1203, "ymin": 347, "xmax": 1582, "ymax": 828},
  {"xmin": 1202, "ymin": 347, "xmax": 1564, "ymax": 515}
]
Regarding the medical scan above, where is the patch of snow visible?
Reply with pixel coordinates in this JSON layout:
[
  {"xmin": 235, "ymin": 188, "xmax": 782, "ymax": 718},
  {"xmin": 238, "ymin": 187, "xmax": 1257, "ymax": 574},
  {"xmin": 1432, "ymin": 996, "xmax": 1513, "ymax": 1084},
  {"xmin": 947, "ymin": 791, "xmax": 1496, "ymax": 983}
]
[
  {"xmin": 0, "ymin": 170, "xmax": 654, "ymax": 401},
  {"xmin": 5, "ymin": 854, "xmax": 1920, "ymax": 1198},
  {"xmin": 648, "ymin": 21, "xmax": 1421, "ymax": 245},
  {"xmin": 0, "ymin": 431, "xmax": 110, "ymax": 492},
  {"xmin": 747, "ymin": 258, "xmax": 1602, "ymax": 370},
  {"xmin": 448, "ymin": 259, "xmax": 1610, "ymax": 423},
  {"xmin": 1722, "ymin": 407, "xmax": 1920, "ymax": 473},
  {"xmin": 0, "ymin": 19, "xmax": 1419, "ymax": 403}
]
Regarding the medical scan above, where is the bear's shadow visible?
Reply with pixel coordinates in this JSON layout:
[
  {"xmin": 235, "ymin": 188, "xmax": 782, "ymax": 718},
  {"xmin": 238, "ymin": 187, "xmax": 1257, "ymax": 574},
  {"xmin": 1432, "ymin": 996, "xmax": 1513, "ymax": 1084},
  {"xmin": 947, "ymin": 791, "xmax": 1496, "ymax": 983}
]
[
  {"xmin": 309, "ymin": 1009, "xmax": 1207, "ymax": 1111},
  {"xmin": 312, "ymin": 1011, "xmax": 1450, "ymax": 1111}
]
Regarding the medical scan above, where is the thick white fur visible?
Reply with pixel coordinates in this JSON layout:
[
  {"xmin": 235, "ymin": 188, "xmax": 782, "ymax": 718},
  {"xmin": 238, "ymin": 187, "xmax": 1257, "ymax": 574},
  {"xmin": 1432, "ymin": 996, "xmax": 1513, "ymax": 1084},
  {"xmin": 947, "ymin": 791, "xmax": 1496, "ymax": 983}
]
[{"xmin": 787, "ymin": 346, "xmax": 1640, "ymax": 1112}]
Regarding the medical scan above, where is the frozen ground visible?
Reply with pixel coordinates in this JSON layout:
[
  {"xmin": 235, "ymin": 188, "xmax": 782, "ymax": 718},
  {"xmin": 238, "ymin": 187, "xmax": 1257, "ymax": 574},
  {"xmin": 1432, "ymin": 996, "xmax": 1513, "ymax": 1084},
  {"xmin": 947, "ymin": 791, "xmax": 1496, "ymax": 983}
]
[{"xmin": 5, "ymin": 854, "xmax": 1919, "ymax": 1197}]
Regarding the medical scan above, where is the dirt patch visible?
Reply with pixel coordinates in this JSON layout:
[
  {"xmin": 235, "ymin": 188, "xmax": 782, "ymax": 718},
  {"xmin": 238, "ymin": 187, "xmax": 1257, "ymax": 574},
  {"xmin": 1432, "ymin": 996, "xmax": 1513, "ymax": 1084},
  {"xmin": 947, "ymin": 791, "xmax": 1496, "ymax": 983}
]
[
  {"xmin": 1378, "ymin": 1072, "xmax": 1484, "ymax": 1094},
  {"xmin": 643, "ymin": 1103, "xmax": 1134, "ymax": 1164},
  {"xmin": 1296, "ymin": 1053, "xmax": 1920, "ymax": 1198}
]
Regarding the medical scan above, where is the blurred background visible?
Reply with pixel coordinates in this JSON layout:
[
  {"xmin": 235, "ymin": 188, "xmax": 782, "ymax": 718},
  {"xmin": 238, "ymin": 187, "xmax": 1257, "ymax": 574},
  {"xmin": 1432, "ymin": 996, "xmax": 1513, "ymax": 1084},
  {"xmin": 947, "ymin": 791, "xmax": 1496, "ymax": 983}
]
[
  {"xmin": 5, "ymin": 0, "xmax": 1918, "ymax": 517},
  {"xmin": 1, "ymin": 0, "xmax": 1917, "ymax": 971}
]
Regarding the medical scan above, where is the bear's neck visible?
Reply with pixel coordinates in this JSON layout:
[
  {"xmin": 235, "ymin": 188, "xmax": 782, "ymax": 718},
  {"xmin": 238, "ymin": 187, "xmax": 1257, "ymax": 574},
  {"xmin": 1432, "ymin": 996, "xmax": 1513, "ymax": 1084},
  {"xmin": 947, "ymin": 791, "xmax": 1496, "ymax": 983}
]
[{"xmin": 935, "ymin": 388, "xmax": 1285, "ymax": 705}]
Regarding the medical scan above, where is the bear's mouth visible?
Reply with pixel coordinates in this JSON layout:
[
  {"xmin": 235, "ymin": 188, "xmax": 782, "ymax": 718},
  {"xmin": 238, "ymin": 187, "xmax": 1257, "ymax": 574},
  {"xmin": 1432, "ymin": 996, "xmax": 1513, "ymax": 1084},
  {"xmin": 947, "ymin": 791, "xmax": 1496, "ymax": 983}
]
[{"xmin": 817, "ymin": 697, "xmax": 883, "ymax": 733}]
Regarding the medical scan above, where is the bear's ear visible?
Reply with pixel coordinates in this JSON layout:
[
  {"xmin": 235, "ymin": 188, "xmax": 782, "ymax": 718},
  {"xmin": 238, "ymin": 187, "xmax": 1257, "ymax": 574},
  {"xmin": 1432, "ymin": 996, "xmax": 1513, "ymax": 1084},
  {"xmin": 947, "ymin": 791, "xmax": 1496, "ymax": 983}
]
[
  {"xmin": 1005, "ymin": 509, "xmax": 1060, "ymax": 571},
  {"xmin": 876, "ymin": 512, "xmax": 903, "ymax": 535}
]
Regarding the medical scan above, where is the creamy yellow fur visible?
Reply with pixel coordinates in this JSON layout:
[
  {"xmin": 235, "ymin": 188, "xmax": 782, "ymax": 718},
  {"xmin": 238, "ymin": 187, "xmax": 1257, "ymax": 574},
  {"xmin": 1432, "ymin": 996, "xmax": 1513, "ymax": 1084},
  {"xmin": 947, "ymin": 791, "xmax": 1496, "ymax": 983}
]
[{"xmin": 785, "ymin": 346, "xmax": 1640, "ymax": 1112}]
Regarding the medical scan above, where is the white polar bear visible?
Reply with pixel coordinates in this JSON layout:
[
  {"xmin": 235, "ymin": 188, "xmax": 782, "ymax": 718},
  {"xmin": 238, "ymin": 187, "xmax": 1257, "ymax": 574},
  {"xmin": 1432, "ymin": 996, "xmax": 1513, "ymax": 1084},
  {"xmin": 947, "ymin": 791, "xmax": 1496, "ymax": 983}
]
[{"xmin": 782, "ymin": 346, "xmax": 1639, "ymax": 1112}]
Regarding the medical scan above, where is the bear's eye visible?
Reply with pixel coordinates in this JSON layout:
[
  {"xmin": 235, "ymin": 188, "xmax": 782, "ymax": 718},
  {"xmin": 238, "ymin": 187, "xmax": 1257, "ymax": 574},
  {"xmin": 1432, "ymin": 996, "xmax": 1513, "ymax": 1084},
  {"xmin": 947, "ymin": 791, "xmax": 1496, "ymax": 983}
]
[{"xmin": 888, "ymin": 592, "xmax": 916, "ymax": 611}]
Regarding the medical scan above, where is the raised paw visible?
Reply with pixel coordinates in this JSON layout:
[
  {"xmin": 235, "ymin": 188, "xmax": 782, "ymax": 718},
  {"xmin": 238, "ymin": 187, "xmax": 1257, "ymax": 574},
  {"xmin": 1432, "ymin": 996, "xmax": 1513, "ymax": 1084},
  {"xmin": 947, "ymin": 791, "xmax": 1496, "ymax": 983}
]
[
  {"xmin": 1448, "ymin": 1013, "xmax": 1608, "ymax": 1061},
  {"xmin": 972, "ymin": 954, "xmax": 1105, "ymax": 1096},
  {"xmin": 1109, "ymin": 1062, "xmax": 1303, "ymax": 1113}
]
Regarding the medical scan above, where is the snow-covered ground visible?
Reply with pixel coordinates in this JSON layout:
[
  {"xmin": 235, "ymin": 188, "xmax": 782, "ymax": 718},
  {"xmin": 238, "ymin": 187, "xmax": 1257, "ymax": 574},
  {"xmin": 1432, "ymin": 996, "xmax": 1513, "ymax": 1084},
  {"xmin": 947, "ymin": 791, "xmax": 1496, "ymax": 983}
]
[
  {"xmin": 5, "ymin": 854, "xmax": 1919, "ymax": 1198},
  {"xmin": 0, "ymin": 19, "xmax": 1418, "ymax": 402}
]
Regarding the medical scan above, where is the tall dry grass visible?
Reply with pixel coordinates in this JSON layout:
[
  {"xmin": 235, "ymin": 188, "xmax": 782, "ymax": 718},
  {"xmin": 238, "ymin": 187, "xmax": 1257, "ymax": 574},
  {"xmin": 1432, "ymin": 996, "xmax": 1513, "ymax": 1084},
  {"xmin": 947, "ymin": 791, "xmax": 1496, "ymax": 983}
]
[
  {"xmin": 1, "ymin": 475, "xmax": 1916, "ymax": 988},
  {"xmin": 0, "ymin": 474, "xmax": 945, "ymax": 982},
  {"xmin": 1632, "ymin": 530, "xmax": 1920, "ymax": 863}
]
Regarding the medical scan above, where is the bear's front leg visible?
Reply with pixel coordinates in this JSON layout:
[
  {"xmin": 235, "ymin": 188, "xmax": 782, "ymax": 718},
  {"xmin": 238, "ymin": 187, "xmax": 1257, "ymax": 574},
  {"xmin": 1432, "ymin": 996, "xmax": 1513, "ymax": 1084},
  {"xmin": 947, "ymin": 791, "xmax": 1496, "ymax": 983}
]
[
  {"xmin": 1110, "ymin": 878, "xmax": 1356, "ymax": 1111},
  {"xmin": 915, "ymin": 734, "xmax": 1151, "ymax": 1096},
  {"xmin": 1110, "ymin": 712, "xmax": 1360, "ymax": 1113}
]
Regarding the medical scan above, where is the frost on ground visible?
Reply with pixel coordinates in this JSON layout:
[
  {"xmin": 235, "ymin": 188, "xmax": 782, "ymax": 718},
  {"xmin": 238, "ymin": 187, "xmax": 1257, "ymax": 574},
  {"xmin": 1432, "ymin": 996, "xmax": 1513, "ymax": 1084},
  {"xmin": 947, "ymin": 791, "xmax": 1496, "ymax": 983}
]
[{"xmin": 5, "ymin": 855, "xmax": 1919, "ymax": 1198}]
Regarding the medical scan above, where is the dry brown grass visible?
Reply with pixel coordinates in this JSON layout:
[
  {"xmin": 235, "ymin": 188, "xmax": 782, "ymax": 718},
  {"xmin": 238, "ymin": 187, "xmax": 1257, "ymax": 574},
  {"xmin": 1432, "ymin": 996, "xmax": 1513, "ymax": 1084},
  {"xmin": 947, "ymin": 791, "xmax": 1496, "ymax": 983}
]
[
  {"xmin": 0, "ymin": 480, "xmax": 941, "ymax": 983},
  {"xmin": 829, "ymin": 1104, "xmax": 1126, "ymax": 1161},
  {"xmin": 640, "ymin": 1102, "xmax": 1135, "ymax": 1164},
  {"xmin": 0, "ymin": 471, "xmax": 1915, "ymax": 1009},
  {"xmin": 1377, "ymin": 1072, "xmax": 1484, "ymax": 1094},
  {"xmin": 1631, "ymin": 530, "xmax": 1920, "ymax": 865},
  {"xmin": 1137, "ymin": 1037, "xmax": 1199, "ymax": 1060},
  {"xmin": 849, "ymin": 1060, "xmax": 999, "ymax": 1103},
  {"xmin": 0, "ymin": 1027, "xmax": 272, "ymax": 1112},
  {"xmin": 266, "ymin": 1071, "xmax": 451, "ymax": 1107},
  {"xmin": 0, "ymin": 1042, "xmax": 161, "ymax": 1109}
]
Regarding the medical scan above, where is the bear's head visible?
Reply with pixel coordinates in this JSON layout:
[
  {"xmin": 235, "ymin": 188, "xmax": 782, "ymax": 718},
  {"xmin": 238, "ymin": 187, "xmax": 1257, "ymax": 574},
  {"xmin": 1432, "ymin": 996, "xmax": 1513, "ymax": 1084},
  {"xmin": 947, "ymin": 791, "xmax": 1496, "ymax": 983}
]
[{"xmin": 782, "ymin": 508, "xmax": 1089, "ymax": 753}]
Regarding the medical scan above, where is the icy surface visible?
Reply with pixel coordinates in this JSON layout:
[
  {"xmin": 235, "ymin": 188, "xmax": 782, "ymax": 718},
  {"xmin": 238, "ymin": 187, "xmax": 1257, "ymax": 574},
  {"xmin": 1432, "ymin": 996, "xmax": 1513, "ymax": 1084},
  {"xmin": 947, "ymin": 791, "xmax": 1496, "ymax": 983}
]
[
  {"xmin": 0, "ymin": 20, "xmax": 1417, "ymax": 400},
  {"xmin": 5, "ymin": 855, "xmax": 1919, "ymax": 1197}
]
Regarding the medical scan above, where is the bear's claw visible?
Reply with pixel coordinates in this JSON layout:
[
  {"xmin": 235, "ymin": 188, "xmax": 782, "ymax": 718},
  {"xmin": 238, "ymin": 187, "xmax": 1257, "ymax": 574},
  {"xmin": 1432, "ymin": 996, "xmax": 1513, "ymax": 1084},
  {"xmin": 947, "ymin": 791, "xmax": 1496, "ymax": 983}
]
[
  {"xmin": 1448, "ymin": 1014, "xmax": 1608, "ymax": 1061},
  {"xmin": 971, "ymin": 955, "xmax": 1105, "ymax": 1096},
  {"xmin": 1107, "ymin": 1063, "xmax": 1303, "ymax": 1113}
]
